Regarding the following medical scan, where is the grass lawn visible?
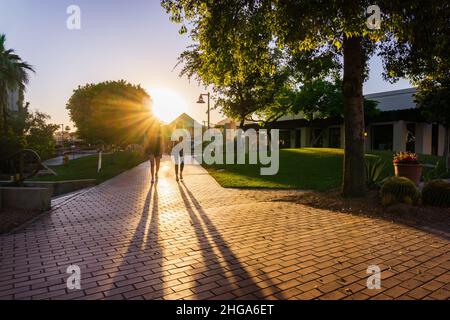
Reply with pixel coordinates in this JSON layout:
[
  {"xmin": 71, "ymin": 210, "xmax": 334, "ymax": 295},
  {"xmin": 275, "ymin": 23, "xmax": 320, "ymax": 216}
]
[
  {"xmin": 32, "ymin": 151, "xmax": 147, "ymax": 184},
  {"xmin": 204, "ymin": 148, "xmax": 445, "ymax": 191}
]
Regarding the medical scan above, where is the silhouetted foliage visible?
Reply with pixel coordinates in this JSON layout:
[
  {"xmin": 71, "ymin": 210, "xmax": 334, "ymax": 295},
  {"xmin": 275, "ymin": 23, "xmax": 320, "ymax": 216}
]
[
  {"xmin": 0, "ymin": 34, "xmax": 34, "ymax": 134},
  {"xmin": 66, "ymin": 80, "xmax": 156, "ymax": 146}
]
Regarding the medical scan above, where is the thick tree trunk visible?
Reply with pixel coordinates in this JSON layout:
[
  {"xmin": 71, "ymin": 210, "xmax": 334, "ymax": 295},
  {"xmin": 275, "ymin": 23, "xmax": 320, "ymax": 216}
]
[
  {"xmin": 239, "ymin": 117, "xmax": 245, "ymax": 129},
  {"xmin": 342, "ymin": 36, "xmax": 366, "ymax": 197},
  {"xmin": 0, "ymin": 89, "xmax": 6, "ymax": 134},
  {"xmin": 445, "ymin": 126, "xmax": 449, "ymax": 172}
]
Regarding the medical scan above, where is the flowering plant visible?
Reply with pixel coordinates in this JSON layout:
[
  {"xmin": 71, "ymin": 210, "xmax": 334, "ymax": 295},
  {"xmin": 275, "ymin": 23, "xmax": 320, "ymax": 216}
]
[{"xmin": 393, "ymin": 152, "xmax": 420, "ymax": 165}]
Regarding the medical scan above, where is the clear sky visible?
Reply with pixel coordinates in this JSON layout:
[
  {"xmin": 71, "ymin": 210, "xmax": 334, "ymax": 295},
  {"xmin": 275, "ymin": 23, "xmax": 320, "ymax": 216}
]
[{"xmin": 0, "ymin": 0, "xmax": 412, "ymax": 128}]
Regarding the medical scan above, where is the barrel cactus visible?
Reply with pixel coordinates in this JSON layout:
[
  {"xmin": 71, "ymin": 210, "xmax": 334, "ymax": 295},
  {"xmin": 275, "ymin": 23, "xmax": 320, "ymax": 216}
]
[
  {"xmin": 422, "ymin": 180, "xmax": 450, "ymax": 207},
  {"xmin": 380, "ymin": 176, "xmax": 420, "ymax": 207}
]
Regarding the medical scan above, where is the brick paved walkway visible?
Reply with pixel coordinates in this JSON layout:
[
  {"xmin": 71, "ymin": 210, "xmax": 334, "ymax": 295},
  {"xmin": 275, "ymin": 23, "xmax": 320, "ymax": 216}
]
[{"xmin": 0, "ymin": 157, "xmax": 449, "ymax": 300}]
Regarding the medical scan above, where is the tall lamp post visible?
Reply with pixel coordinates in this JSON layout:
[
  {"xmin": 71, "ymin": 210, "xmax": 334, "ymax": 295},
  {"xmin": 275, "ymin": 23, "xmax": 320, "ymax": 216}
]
[
  {"xmin": 196, "ymin": 93, "xmax": 210, "ymax": 128},
  {"xmin": 60, "ymin": 124, "xmax": 64, "ymax": 145}
]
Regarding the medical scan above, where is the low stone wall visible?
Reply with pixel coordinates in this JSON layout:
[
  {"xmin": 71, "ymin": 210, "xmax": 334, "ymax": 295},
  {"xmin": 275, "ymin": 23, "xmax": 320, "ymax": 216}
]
[
  {"xmin": 0, "ymin": 179, "xmax": 95, "ymax": 213},
  {"xmin": 23, "ymin": 179, "xmax": 96, "ymax": 197},
  {"xmin": 0, "ymin": 187, "xmax": 52, "ymax": 212}
]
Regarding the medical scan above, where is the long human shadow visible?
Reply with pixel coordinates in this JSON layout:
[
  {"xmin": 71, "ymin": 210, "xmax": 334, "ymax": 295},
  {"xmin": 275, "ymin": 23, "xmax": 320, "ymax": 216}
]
[
  {"xmin": 177, "ymin": 184, "xmax": 235, "ymax": 298},
  {"xmin": 104, "ymin": 183, "xmax": 164, "ymax": 299},
  {"xmin": 179, "ymin": 182, "xmax": 285, "ymax": 299}
]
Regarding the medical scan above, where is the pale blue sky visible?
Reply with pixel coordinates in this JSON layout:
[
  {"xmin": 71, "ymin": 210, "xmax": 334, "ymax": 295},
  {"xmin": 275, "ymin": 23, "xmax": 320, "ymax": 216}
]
[{"xmin": 0, "ymin": 0, "xmax": 412, "ymax": 127}]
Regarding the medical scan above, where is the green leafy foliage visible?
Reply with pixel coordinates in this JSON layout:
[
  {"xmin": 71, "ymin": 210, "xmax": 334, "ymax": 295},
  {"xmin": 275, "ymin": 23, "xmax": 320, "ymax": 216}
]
[
  {"xmin": 422, "ymin": 161, "xmax": 446, "ymax": 183},
  {"xmin": 380, "ymin": 176, "xmax": 420, "ymax": 207},
  {"xmin": 378, "ymin": 2, "xmax": 449, "ymax": 83},
  {"xmin": 415, "ymin": 71, "xmax": 450, "ymax": 170},
  {"xmin": 162, "ymin": 0, "xmax": 449, "ymax": 196},
  {"xmin": 422, "ymin": 180, "xmax": 450, "ymax": 207},
  {"xmin": 177, "ymin": 44, "xmax": 289, "ymax": 126},
  {"xmin": 0, "ymin": 34, "xmax": 34, "ymax": 134},
  {"xmin": 416, "ymin": 75, "xmax": 450, "ymax": 127},
  {"xmin": 66, "ymin": 80, "xmax": 155, "ymax": 146},
  {"xmin": 0, "ymin": 127, "xmax": 26, "ymax": 165},
  {"xmin": 289, "ymin": 79, "xmax": 379, "ymax": 121},
  {"xmin": 365, "ymin": 156, "xmax": 385, "ymax": 189},
  {"xmin": 24, "ymin": 111, "xmax": 59, "ymax": 160}
]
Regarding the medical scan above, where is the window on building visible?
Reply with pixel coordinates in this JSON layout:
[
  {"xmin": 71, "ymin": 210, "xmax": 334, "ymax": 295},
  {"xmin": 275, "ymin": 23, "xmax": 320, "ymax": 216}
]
[
  {"xmin": 371, "ymin": 124, "xmax": 393, "ymax": 151},
  {"xmin": 279, "ymin": 130, "xmax": 291, "ymax": 149},
  {"xmin": 329, "ymin": 127, "xmax": 341, "ymax": 148},
  {"xmin": 312, "ymin": 128, "xmax": 323, "ymax": 147},
  {"xmin": 406, "ymin": 123, "xmax": 416, "ymax": 153},
  {"xmin": 432, "ymin": 124, "xmax": 439, "ymax": 156},
  {"xmin": 295, "ymin": 129, "xmax": 301, "ymax": 148}
]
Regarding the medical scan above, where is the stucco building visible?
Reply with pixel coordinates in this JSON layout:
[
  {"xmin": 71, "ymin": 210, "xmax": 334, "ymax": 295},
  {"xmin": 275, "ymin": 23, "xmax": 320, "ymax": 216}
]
[{"xmin": 248, "ymin": 88, "xmax": 447, "ymax": 156}]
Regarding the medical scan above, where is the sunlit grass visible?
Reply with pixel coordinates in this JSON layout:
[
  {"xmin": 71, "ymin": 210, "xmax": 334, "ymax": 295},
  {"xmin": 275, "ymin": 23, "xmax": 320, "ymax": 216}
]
[
  {"xmin": 32, "ymin": 151, "xmax": 147, "ymax": 183},
  {"xmin": 204, "ymin": 148, "xmax": 444, "ymax": 191}
]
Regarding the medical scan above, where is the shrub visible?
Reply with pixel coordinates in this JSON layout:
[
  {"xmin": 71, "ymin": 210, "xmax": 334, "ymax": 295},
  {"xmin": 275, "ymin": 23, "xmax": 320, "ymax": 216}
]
[
  {"xmin": 422, "ymin": 161, "xmax": 447, "ymax": 183},
  {"xmin": 422, "ymin": 180, "xmax": 450, "ymax": 207},
  {"xmin": 365, "ymin": 156, "xmax": 386, "ymax": 189},
  {"xmin": 380, "ymin": 176, "xmax": 420, "ymax": 207}
]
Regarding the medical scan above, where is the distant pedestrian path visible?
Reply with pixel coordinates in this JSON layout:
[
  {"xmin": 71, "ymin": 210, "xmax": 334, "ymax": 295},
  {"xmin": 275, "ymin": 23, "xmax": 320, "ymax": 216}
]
[
  {"xmin": 0, "ymin": 157, "xmax": 448, "ymax": 300},
  {"xmin": 44, "ymin": 152, "xmax": 97, "ymax": 166}
]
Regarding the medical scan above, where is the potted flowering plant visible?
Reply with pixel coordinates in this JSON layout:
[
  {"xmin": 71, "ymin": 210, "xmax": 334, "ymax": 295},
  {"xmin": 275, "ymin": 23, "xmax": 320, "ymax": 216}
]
[{"xmin": 393, "ymin": 152, "xmax": 422, "ymax": 185}]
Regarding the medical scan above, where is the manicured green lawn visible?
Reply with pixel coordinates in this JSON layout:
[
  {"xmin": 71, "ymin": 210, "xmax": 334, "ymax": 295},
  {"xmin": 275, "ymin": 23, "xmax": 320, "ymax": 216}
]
[
  {"xmin": 204, "ymin": 148, "xmax": 444, "ymax": 191},
  {"xmin": 33, "ymin": 151, "xmax": 147, "ymax": 184}
]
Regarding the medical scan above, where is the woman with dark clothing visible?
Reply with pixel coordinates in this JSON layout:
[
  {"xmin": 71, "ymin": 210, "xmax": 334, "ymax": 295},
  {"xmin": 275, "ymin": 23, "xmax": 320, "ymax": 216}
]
[
  {"xmin": 173, "ymin": 136, "xmax": 184, "ymax": 182},
  {"xmin": 144, "ymin": 126, "xmax": 163, "ymax": 183}
]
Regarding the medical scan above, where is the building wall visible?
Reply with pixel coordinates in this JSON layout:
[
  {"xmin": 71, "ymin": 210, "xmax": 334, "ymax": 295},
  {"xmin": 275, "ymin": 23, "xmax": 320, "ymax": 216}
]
[
  {"xmin": 290, "ymin": 129, "xmax": 296, "ymax": 148},
  {"xmin": 265, "ymin": 87, "xmax": 449, "ymax": 156},
  {"xmin": 393, "ymin": 120, "xmax": 406, "ymax": 152},
  {"xmin": 321, "ymin": 128, "xmax": 329, "ymax": 147},
  {"xmin": 366, "ymin": 122, "xmax": 395, "ymax": 151},
  {"xmin": 6, "ymin": 87, "xmax": 20, "ymax": 112},
  {"xmin": 270, "ymin": 120, "xmax": 443, "ymax": 156},
  {"xmin": 364, "ymin": 125, "xmax": 372, "ymax": 151},
  {"xmin": 438, "ymin": 125, "xmax": 446, "ymax": 156},
  {"xmin": 415, "ymin": 123, "xmax": 432, "ymax": 155},
  {"xmin": 301, "ymin": 127, "xmax": 310, "ymax": 147},
  {"xmin": 364, "ymin": 121, "xmax": 446, "ymax": 156},
  {"xmin": 286, "ymin": 126, "xmax": 345, "ymax": 149}
]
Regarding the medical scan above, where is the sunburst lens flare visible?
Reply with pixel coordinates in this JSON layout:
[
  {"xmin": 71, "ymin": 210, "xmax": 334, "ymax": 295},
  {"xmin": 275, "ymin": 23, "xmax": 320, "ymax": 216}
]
[{"xmin": 148, "ymin": 88, "xmax": 187, "ymax": 124}]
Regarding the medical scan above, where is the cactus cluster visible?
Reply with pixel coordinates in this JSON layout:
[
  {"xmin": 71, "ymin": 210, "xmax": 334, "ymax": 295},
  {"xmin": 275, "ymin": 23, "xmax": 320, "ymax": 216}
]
[
  {"xmin": 380, "ymin": 176, "xmax": 420, "ymax": 207},
  {"xmin": 422, "ymin": 180, "xmax": 450, "ymax": 207}
]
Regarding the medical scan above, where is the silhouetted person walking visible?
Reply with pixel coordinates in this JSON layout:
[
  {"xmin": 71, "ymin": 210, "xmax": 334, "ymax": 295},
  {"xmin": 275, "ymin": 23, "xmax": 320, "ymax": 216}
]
[
  {"xmin": 144, "ymin": 125, "xmax": 163, "ymax": 183},
  {"xmin": 173, "ymin": 136, "xmax": 184, "ymax": 182}
]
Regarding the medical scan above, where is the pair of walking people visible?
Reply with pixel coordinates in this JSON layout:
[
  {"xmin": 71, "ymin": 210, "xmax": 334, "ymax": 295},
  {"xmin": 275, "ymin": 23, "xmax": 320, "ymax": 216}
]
[{"xmin": 144, "ymin": 126, "xmax": 184, "ymax": 184}]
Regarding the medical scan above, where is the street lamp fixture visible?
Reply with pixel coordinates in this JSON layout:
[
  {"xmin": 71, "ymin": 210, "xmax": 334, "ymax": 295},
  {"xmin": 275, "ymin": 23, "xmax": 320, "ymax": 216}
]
[
  {"xmin": 60, "ymin": 124, "xmax": 64, "ymax": 144},
  {"xmin": 196, "ymin": 95, "xmax": 205, "ymax": 104},
  {"xmin": 196, "ymin": 93, "xmax": 210, "ymax": 128}
]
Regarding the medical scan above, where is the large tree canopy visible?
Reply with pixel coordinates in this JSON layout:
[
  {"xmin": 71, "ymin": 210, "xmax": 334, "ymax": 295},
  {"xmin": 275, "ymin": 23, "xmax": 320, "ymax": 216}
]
[
  {"xmin": 214, "ymin": 67, "xmax": 290, "ymax": 127},
  {"xmin": 66, "ymin": 80, "xmax": 155, "ymax": 146},
  {"xmin": 415, "ymin": 71, "xmax": 450, "ymax": 170},
  {"xmin": 162, "ymin": 0, "xmax": 449, "ymax": 196},
  {"xmin": 416, "ymin": 74, "xmax": 450, "ymax": 129},
  {"xmin": 289, "ymin": 79, "xmax": 379, "ymax": 121},
  {"xmin": 252, "ymin": 79, "xmax": 380, "ymax": 128},
  {"xmin": 176, "ymin": 32, "xmax": 288, "ymax": 127}
]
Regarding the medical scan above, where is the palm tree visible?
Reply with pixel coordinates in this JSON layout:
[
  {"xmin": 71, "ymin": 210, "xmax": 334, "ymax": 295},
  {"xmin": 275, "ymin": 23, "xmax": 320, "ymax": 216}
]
[{"xmin": 0, "ymin": 34, "xmax": 34, "ymax": 134}]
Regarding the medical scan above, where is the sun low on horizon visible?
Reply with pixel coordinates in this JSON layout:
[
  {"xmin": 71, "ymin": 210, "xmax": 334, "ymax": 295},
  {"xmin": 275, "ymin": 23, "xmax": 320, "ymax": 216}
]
[{"xmin": 147, "ymin": 87, "xmax": 188, "ymax": 124}]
